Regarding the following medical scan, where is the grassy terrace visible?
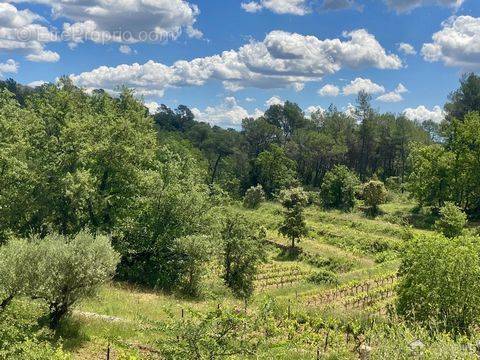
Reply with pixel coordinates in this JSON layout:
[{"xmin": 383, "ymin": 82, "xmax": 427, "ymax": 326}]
[{"xmin": 63, "ymin": 196, "xmax": 425, "ymax": 359}]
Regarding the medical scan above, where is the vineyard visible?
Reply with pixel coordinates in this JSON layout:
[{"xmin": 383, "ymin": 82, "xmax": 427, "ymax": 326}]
[{"xmin": 68, "ymin": 199, "xmax": 436, "ymax": 358}]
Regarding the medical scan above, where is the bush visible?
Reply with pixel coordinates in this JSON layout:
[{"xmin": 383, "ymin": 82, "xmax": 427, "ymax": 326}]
[
  {"xmin": 308, "ymin": 270, "xmax": 339, "ymax": 285},
  {"xmin": 172, "ymin": 235, "xmax": 212, "ymax": 297},
  {"xmin": 221, "ymin": 213, "xmax": 266, "ymax": 299},
  {"xmin": 30, "ymin": 232, "xmax": 120, "ymax": 329},
  {"xmin": 362, "ymin": 180, "xmax": 388, "ymax": 215},
  {"xmin": 320, "ymin": 165, "xmax": 359, "ymax": 211},
  {"xmin": 243, "ymin": 185, "xmax": 266, "ymax": 209},
  {"xmin": 435, "ymin": 202, "xmax": 467, "ymax": 238},
  {"xmin": 397, "ymin": 234, "xmax": 480, "ymax": 335}
]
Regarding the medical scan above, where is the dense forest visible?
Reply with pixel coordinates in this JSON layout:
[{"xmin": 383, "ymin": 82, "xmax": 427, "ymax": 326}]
[{"xmin": 1, "ymin": 73, "xmax": 480, "ymax": 358}]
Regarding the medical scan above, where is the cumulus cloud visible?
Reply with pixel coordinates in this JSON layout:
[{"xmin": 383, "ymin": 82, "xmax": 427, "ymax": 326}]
[
  {"xmin": 0, "ymin": 3, "xmax": 58, "ymax": 61},
  {"xmin": 384, "ymin": 0, "xmax": 464, "ymax": 13},
  {"xmin": 70, "ymin": 29, "xmax": 401, "ymax": 96},
  {"xmin": 422, "ymin": 16, "xmax": 480, "ymax": 69},
  {"xmin": 403, "ymin": 105, "xmax": 445, "ymax": 123},
  {"xmin": 192, "ymin": 97, "xmax": 263, "ymax": 128},
  {"xmin": 376, "ymin": 83, "xmax": 408, "ymax": 102},
  {"xmin": 13, "ymin": 0, "xmax": 202, "ymax": 45},
  {"xmin": 241, "ymin": 1, "xmax": 264, "ymax": 12},
  {"xmin": 265, "ymin": 96, "xmax": 284, "ymax": 106},
  {"xmin": 318, "ymin": 84, "xmax": 340, "ymax": 96},
  {"xmin": 144, "ymin": 101, "xmax": 159, "ymax": 114},
  {"xmin": 0, "ymin": 59, "xmax": 19, "ymax": 76},
  {"xmin": 26, "ymin": 49, "xmax": 60, "ymax": 62},
  {"xmin": 343, "ymin": 78, "xmax": 385, "ymax": 96},
  {"xmin": 27, "ymin": 80, "xmax": 47, "ymax": 87},
  {"xmin": 241, "ymin": 0, "xmax": 311, "ymax": 15},
  {"xmin": 306, "ymin": 105, "xmax": 325, "ymax": 117},
  {"xmin": 398, "ymin": 42, "xmax": 416, "ymax": 55}
]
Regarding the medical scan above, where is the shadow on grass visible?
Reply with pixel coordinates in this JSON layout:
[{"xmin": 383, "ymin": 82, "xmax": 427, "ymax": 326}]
[
  {"xmin": 275, "ymin": 246, "xmax": 302, "ymax": 261},
  {"xmin": 55, "ymin": 317, "xmax": 90, "ymax": 352}
]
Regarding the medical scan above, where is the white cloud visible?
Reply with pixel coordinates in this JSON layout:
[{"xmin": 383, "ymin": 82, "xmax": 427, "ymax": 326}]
[
  {"xmin": 245, "ymin": 97, "xmax": 256, "ymax": 102},
  {"xmin": 376, "ymin": 82, "xmax": 408, "ymax": 103},
  {"xmin": 241, "ymin": 2, "xmax": 263, "ymax": 12},
  {"xmin": 14, "ymin": 0, "xmax": 202, "ymax": 45},
  {"xmin": 384, "ymin": 0, "xmax": 464, "ymax": 13},
  {"xmin": 0, "ymin": 59, "xmax": 19, "ymax": 76},
  {"xmin": 306, "ymin": 105, "xmax": 325, "ymax": 117},
  {"xmin": 0, "ymin": 3, "xmax": 58, "ymax": 61},
  {"xmin": 318, "ymin": 84, "xmax": 340, "ymax": 96},
  {"xmin": 376, "ymin": 92, "xmax": 403, "ymax": 103},
  {"xmin": 27, "ymin": 80, "xmax": 47, "ymax": 87},
  {"xmin": 343, "ymin": 78, "xmax": 385, "ymax": 96},
  {"xmin": 192, "ymin": 97, "xmax": 263, "ymax": 128},
  {"xmin": 422, "ymin": 16, "xmax": 480, "ymax": 69},
  {"xmin": 144, "ymin": 101, "xmax": 159, "ymax": 114},
  {"xmin": 403, "ymin": 105, "xmax": 445, "ymax": 123},
  {"xmin": 344, "ymin": 103, "xmax": 356, "ymax": 118},
  {"xmin": 241, "ymin": 0, "xmax": 310, "ymax": 15},
  {"xmin": 398, "ymin": 42, "xmax": 416, "ymax": 55},
  {"xmin": 265, "ymin": 96, "xmax": 284, "ymax": 106},
  {"xmin": 395, "ymin": 83, "xmax": 408, "ymax": 93},
  {"xmin": 119, "ymin": 45, "xmax": 132, "ymax": 54},
  {"xmin": 26, "ymin": 50, "xmax": 60, "ymax": 62},
  {"xmin": 70, "ymin": 29, "xmax": 401, "ymax": 96}
]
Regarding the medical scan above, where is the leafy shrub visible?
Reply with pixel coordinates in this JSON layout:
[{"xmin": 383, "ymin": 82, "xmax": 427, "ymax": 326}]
[
  {"xmin": 0, "ymin": 301, "xmax": 71, "ymax": 359},
  {"xmin": 434, "ymin": 202, "xmax": 467, "ymax": 238},
  {"xmin": 397, "ymin": 234, "xmax": 480, "ymax": 335},
  {"xmin": 221, "ymin": 213, "xmax": 266, "ymax": 299},
  {"xmin": 300, "ymin": 253, "xmax": 354, "ymax": 273},
  {"xmin": 385, "ymin": 176, "xmax": 401, "ymax": 192},
  {"xmin": 362, "ymin": 180, "xmax": 388, "ymax": 215},
  {"xmin": 308, "ymin": 270, "xmax": 339, "ymax": 285},
  {"xmin": 172, "ymin": 235, "xmax": 213, "ymax": 298},
  {"xmin": 320, "ymin": 165, "xmax": 359, "ymax": 211},
  {"xmin": 243, "ymin": 185, "xmax": 266, "ymax": 209}
]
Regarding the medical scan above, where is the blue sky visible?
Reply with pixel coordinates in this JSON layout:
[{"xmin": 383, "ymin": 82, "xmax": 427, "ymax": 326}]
[{"xmin": 1, "ymin": 0, "xmax": 479, "ymax": 127}]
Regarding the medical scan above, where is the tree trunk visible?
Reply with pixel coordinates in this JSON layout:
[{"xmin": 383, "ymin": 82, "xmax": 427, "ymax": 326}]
[{"xmin": 49, "ymin": 303, "xmax": 69, "ymax": 330}]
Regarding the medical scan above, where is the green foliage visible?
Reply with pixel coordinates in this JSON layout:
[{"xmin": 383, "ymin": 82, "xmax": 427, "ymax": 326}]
[
  {"xmin": 320, "ymin": 165, "xmax": 359, "ymax": 211},
  {"xmin": 158, "ymin": 308, "xmax": 262, "ymax": 359},
  {"xmin": 221, "ymin": 213, "xmax": 266, "ymax": 298},
  {"xmin": 243, "ymin": 184, "xmax": 266, "ymax": 209},
  {"xmin": 30, "ymin": 232, "xmax": 119, "ymax": 329},
  {"xmin": 407, "ymin": 144, "xmax": 455, "ymax": 207},
  {"xmin": 397, "ymin": 234, "xmax": 480, "ymax": 335},
  {"xmin": 0, "ymin": 238, "xmax": 35, "ymax": 310},
  {"xmin": 363, "ymin": 180, "xmax": 388, "ymax": 214},
  {"xmin": 308, "ymin": 269, "xmax": 339, "ymax": 285},
  {"xmin": 0, "ymin": 301, "xmax": 71, "ymax": 359},
  {"xmin": 255, "ymin": 145, "xmax": 297, "ymax": 197},
  {"xmin": 279, "ymin": 187, "xmax": 308, "ymax": 248},
  {"xmin": 172, "ymin": 235, "xmax": 213, "ymax": 297},
  {"xmin": 114, "ymin": 144, "xmax": 213, "ymax": 290},
  {"xmin": 435, "ymin": 202, "xmax": 467, "ymax": 238}
]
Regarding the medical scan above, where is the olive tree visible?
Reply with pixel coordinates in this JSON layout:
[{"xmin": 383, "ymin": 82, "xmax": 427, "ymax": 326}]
[
  {"xmin": 397, "ymin": 234, "xmax": 480, "ymax": 335},
  {"xmin": 0, "ymin": 239, "xmax": 35, "ymax": 311},
  {"xmin": 30, "ymin": 232, "xmax": 119, "ymax": 329},
  {"xmin": 279, "ymin": 187, "xmax": 308, "ymax": 249}
]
